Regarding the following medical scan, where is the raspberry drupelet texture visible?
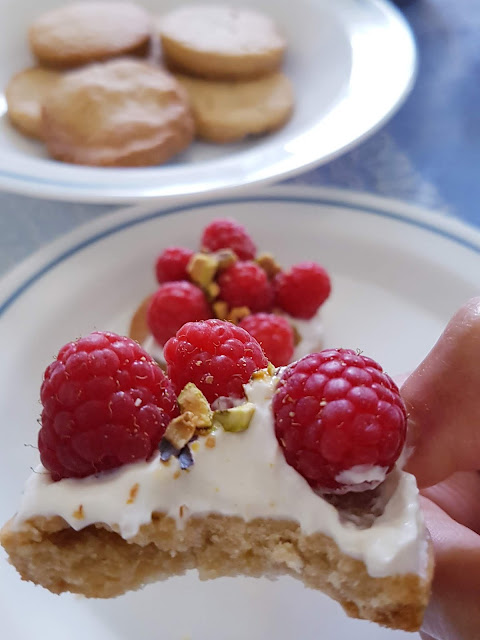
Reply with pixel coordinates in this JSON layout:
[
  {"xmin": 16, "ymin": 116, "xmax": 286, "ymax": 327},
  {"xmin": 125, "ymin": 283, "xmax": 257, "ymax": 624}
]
[
  {"xmin": 155, "ymin": 246, "xmax": 194, "ymax": 284},
  {"xmin": 272, "ymin": 349, "xmax": 407, "ymax": 493},
  {"xmin": 201, "ymin": 218, "xmax": 256, "ymax": 260},
  {"xmin": 239, "ymin": 313, "xmax": 294, "ymax": 366},
  {"xmin": 39, "ymin": 332, "xmax": 179, "ymax": 481},
  {"xmin": 147, "ymin": 281, "xmax": 212, "ymax": 346},
  {"xmin": 218, "ymin": 261, "xmax": 274, "ymax": 313},
  {"xmin": 164, "ymin": 319, "xmax": 268, "ymax": 403},
  {"xmin": 274, "ymin": 261, "xmax": 331, "ymax": 319}
]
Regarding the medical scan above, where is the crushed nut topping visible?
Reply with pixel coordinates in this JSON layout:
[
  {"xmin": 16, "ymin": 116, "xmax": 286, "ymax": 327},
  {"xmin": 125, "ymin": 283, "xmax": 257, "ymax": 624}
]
[
  {"xmin": 72, "ymin": 505, "xmax": 84, "ymax": 520},
  {"xmin": 205, "ymin": 435, "xmax": 216, "ymax": 449},
  {"xmin": 127, "ymin": 483, "xmax": 140, "ymax": 504},
  {"xmin": 213, "ymin": 300, "xmax": 229, "ymax": 320},
  {"xmin": 227, "ymin": 306, "xmax": 251, "ymax": 324},
  {"xmin": 251, "ymin": 363, "xmax": 276, "ymax": 381},
  {"xmin": 187, "ymin": 252, "xmax": 218, "ymax": 289},
  {"xmin": 164, "ymin": 413, "xmax": 197, "ymax": 450},
  {"xmin": 215, "ymin": 248, "xmax": 237, "ymax": 271},
  {"xmin": 256, "ymin": 252, "xmax": 282, "ymax": 279},
  {"xmin": 206, "ymin": 281, "xmax": 220, "ymax": 301},
  {"xmin": 213, "ymin": 402, "xmax": 255, "ymax": 432},
  {"xmin": 178, "ymin": 383, "xmax": 213, "ymax": 431}
]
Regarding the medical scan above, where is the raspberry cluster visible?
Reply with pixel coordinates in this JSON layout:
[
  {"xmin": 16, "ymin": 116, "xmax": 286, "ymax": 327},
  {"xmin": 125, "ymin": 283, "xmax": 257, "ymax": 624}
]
[
  {"xmin": 38, "ymin": 324, "xmax": 268, "ymax": 480},
  {"xmin": 147, "ymin": 218, "xmax": 331, "ymax": 365},
  {"xmin": 38, "ymin": 328, "xmax": 405, "ymax": 499}
]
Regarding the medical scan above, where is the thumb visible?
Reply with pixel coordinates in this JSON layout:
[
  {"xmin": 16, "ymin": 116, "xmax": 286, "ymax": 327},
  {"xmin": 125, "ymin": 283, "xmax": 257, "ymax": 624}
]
[{"xmin": 402, "ymin": 297, "xmax": 480, "ymax": 488}]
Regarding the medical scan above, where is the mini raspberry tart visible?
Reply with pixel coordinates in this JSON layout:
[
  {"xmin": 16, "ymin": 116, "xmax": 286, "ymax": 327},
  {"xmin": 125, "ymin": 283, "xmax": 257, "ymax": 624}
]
[
  {"xmin": 1, "ymin": 326, "xmax": 431, "ymax": 632},
  {"xmin": 129, "ymin": 218, "xmax": 331, "ymax": 365}
]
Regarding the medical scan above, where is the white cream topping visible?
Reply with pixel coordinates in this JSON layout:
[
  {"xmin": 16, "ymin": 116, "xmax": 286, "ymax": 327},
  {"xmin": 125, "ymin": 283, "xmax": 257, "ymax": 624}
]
[
  {"xmin": 13, "ymin": 376, "xmax": 427, "ymax": 579},
  {"xmin": 289, "ymin": 310, "xmax": 325, "ymax": 360},
  {"xmin": 142, "ymin": 334, "xmax": 166, "ymax": 366},
  {"xmin": 142, "ymin": 309, "xmax": 325, "ymax": 365},
  {"xmin": 336, "ymin": 464, "xmax": 388, "ymax": 486}
]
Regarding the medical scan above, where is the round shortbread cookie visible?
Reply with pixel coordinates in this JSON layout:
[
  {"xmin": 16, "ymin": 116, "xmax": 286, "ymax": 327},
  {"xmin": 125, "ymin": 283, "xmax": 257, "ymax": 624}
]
[
  {"xmin": 175, "ymin": 72, "xmax": 294, "ymax": 143},
  {"xmin": 6, "ymin": 67, "xmax": 61, "ymax": 139},
  {"xmin": 159, "ymin": 5, "xmax": 286, "ymax": 80},
  {"xmin": 29, "ymin": 2, "xmax": 152, "ymax": 69},
  {"xmin": 42, "ymin": 59, "xmax": 195, "ymax": 167}
]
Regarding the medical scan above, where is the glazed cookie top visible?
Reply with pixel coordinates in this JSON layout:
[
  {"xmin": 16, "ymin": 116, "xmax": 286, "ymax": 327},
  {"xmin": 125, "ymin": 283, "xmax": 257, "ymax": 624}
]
[
  {"xmin": 29, "ymin": 1, "xmax": 151, "ymax": 68},
  {"xmin": 42, "ymin": 59, "xmax": 194, "ymax": 166},
  {"xmin": 159, "ymin": 5, "xmax": 285, "ymax": 56}
]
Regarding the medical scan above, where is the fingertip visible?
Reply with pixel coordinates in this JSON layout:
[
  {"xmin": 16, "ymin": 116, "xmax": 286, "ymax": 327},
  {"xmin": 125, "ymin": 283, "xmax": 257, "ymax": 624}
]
[{"xmin": 401, "ymin": 298, "xmax": 480, "ymax": 487}]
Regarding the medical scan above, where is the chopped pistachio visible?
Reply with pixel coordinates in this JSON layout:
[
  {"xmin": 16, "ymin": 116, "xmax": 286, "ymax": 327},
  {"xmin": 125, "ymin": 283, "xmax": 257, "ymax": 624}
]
[
  {"xmin": 72, "ymin": 505, "xmax": 85, "ymax": 520},
  {"xmin": 251, "ymin": 363, "xmax": 276, "ymax": 381},
  {"xmin": 227, "ymin": 306, "xmax": 251, "ymax": 324},
  {"xmin": 178, "ymin": 383, "xmax": 213, "ymax": 430},
  {"xmin": 205, "ymin": 435, "xmax": 216, "ymax": 448},
  {"xmin": 164, "ymin": 412, "xmax": 197, "ymax": 449},
  {"xmin": 206, "ymin": 281, "xmax": 220, "ymax": 301},
  {"xmin": 213, "ymin": 300, "xmax": 229, "ymax": 320},
  {"xmin": 256, "ymin": 252, "xmax": 282, "ymax": 279},
  {"xmin": 215, "ymin": 248, "xmax": 237, "ymax": 270},
  {"xmin": 213, "ymin": 402, "xmax": 255, "ymax": 432},
  {"xmin": 187, "ymin": 252, "xmax": 219, "ymax": 288}
]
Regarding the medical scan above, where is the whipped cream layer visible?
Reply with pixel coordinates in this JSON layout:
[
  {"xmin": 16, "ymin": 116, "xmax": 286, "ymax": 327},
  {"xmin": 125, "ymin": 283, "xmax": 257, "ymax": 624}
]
[
  {"xmin": 13, "ymin": 375, "xmax": 428, "ymax": 579},
  {"xmin": 288, "ymin": 311, "xmax": 325, "ymax": 360},
  {"xmin": 143, "ymin": 309, "xmax": 325, "ymax": 365}
]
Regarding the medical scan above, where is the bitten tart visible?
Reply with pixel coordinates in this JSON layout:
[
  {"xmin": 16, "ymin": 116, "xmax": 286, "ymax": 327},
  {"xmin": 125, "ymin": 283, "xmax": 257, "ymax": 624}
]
[{"xmin": 1, "ymin": 322, "xmax": 431, "ymax": 631}]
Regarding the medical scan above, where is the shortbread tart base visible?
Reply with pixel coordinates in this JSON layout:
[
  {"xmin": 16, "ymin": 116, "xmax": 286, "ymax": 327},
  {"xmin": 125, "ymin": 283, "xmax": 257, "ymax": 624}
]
[{"xmin": 1, "ymin": 512, "xmax": 432, "ymax": 632}]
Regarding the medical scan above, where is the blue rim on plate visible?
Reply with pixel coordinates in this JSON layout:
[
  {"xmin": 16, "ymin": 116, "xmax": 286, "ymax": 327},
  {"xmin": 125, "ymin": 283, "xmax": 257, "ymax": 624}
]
[{"xmin": 2, "ymin": 186, "xmax": 480, "ymax": 317}]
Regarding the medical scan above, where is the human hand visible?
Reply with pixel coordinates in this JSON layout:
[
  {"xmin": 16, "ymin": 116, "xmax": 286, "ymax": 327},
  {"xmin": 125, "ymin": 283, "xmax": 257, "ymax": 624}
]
[{"xmin": 401, "ymin": 298, "xmax": 480, "ymax": 640}]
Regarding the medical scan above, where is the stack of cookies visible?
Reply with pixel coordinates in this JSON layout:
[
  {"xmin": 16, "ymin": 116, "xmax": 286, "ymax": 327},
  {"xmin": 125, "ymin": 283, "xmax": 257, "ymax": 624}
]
[
  {"xmin": 158, "ymin": 5, "xmax": 294, "ymax": 143},
  {"xmin": 5, "ymin": 2, "xmax": 294, "ymax": 167}
]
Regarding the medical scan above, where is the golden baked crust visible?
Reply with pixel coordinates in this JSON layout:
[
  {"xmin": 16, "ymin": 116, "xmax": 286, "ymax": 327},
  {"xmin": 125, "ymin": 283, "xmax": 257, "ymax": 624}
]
[
  {"xmin": 175, "ymin": 72, "xmax": 294, "ymax": 143},
  {"xmin": 159, "ymin": 6, "xmax": 286, "ymax": 80},
  {"xmin": 5, "ymin": 67, "xmax": 61, "ymax": 140},
  {"xmin": 29, "ymin": 2, "xmax": 151, "ymax": 69},
  {"xmin": 129, "ymin": 294, "xmax": 153, "ymax": 345},
  {"xmin": 41, "ymin": 59, "xmax": 194, "ymax": 167},
  {"xmin": 0, "ymin": 512, "xmax": 432, "ymax": 631}
]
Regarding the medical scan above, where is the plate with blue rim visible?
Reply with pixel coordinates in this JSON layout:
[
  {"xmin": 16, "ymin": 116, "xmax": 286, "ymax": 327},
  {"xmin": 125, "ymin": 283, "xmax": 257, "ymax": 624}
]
[{"xmin": 3, "ymin": 185, "xmax": 479, "ymax": 639}]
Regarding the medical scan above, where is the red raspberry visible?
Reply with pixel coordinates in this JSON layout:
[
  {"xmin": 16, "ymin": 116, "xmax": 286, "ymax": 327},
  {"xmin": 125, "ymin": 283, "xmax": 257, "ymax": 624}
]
[
  {"xmin": 38, "ymin": 331, "xmax": 179, "ymax": 481},
  {"xmin": 155, "ymin": 246, "xmax": 194, "ymax": 284},
  {"xmin": 239, "ymin": 313, "xmax": 294, "ymax": 366},
  {"xmin": 274, "ymin": 261, "xmax": 331, "ymax": 319},
  {"xmin": 164, "ymin": 319, "xmax": 268, "ymax": 403},
  {"xmin": 147, "ymin": 281, "xmax": 211, "ymax": 346},
  {"xmin": 272, "ymin": 349, "xmax": 406, "ymax": 493},
  {"xmin": 201, "ymin": 218, "xmax": 256, "ymax": 260},
  {"xmin": 218, "ymin": 261, "xmax": 274, "ymax": 312}
]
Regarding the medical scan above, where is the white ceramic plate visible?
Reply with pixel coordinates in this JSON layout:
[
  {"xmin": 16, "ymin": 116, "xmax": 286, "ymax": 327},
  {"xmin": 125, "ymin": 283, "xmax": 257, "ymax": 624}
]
[
  {"xmin": 0, "ymin": 0, "xmax": 416, "ymax": 203},
  {"xmin": 3, "ymin": 185, "xmax": 480, "ymax": 640}
]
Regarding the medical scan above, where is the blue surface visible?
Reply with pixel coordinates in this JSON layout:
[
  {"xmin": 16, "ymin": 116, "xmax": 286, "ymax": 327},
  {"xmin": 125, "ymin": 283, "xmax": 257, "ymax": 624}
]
[
  {"xmin": 290, "ymin": 0, "xmax": 480, "ymax": 224},
  {"xmin": 1, "ymin": 0, "xmax": 478, "ymax": 275}
]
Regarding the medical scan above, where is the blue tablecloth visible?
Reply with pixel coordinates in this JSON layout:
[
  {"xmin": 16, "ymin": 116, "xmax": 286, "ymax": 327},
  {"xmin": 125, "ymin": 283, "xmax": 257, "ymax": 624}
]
[{"xmin": 1, "ymin": 0, "xmax": 478, "ymax": 276}]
